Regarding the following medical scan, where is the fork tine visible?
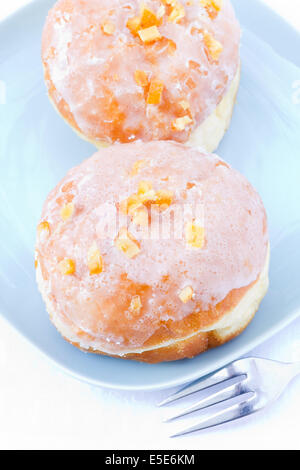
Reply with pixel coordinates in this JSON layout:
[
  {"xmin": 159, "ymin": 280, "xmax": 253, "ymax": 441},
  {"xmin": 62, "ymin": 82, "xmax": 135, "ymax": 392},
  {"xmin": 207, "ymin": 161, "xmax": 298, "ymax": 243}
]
[
  {"xmin": 170, "ymin": 392, "xmax": 256, "ymax": 437},
  {"xmin": 158, "ymin": 366, "xmax": 238, "ymax": 407},
  {"xmin": 164, "ymin": 374, "xmax": 247, "ymax": 422}
]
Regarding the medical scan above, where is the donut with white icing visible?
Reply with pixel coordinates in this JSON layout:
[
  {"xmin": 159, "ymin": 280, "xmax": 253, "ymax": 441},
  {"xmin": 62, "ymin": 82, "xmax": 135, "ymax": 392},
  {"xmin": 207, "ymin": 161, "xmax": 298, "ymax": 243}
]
[
  {"xmin": 42, "ymin": 0, "xmax": 241, "ymax": 151},
  {"xmin": 35, "ymin": 141, "xmax": 269, "ymax": 363}
]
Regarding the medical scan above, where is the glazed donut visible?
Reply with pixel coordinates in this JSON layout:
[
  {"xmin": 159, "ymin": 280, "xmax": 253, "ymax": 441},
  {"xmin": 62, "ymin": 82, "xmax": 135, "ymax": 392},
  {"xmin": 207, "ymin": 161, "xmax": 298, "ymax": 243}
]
[
  {"xmin": 35, "ymin": 141, "xmax": 269, "ymax": 363},
  {"xmin": 42, "ymin": 0, "xmax": 241, "ymax": 152}
]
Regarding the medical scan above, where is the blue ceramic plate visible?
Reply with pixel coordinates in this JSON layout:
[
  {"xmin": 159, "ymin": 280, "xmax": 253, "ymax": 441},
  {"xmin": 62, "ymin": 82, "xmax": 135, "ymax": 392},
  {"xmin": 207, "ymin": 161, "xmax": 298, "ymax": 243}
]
[{"xmin": 0, "ymin": 0, "xmax": 299, "ymax": 390}]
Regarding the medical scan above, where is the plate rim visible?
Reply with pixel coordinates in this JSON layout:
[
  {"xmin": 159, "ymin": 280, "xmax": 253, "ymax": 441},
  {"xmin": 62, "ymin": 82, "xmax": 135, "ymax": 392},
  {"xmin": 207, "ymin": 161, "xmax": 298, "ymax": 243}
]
[
  {"xmin": 0, "ymin": 0, "xmax": 300, "ymax": 391},
  {"xmin": 1, "ymin": 306, "xmax": 299, "ymax": 391}
]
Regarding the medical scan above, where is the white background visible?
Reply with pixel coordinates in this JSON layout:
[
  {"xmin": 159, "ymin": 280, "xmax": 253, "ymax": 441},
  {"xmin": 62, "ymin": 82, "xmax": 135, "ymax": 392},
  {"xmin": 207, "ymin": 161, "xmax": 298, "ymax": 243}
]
[{"xmin": 0, "ymin": 0, "xmax": 299, "ymax": 451}]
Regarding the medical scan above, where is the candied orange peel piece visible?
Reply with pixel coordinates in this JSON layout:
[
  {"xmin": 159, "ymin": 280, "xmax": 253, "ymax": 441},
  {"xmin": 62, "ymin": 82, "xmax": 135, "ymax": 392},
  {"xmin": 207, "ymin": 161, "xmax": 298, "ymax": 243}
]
[
  {"xmin": 88, "ymin": 243, "xmax": 103, "ymax": 275},
  {"xmin": 138, "ymin": 180, "xmax": 157, "ymax": 202},
  {"xmin": 203, "ymin": 31, "xmax": 223, "ymax": 61},
  {"xmin": 115, "ymin": 228, "xmax": 141, "ymax": 259},
  {"xmin": 140, "ymin": 6, "xmax": 159, "ymax": 28},
  {"xmin": 215, "ymin": 160, "xmax": 229, "ymax": 169},
  {"xmin": 61, "ymin": 181, "xmax": 74, "ymax": 193},
  {"xmin": 47, "ymin": 47, "xmax": 56, "ymax": 60},
  {"xmin": 138, "ymin": 25, "xmax": 162, "ymax": 43},
  {"xmin": 60, "ymin": 202, "xmax": 74, "ymax": 221},
  {"xmin": 37, "ymin": 221, "xmax": 50, "ymax": 237},
  {"xmin": 102, "ymin": 21, "xmax": 116, "ymax": 35},
  {"xmin": 167, "ymin": 38, "xmax": 177, "ymax": 55},
  {"xmin": 130, "ymin": 295, "xmax": 142, "ymax": 313},
  {"xmin": 120, "ymin": 195, "xmax": 148, "ymax": 226},
  {"xmin": 186, "ymin": 77, "xmax": 196, "ymax": 89},
  {"xmin": 185, "ymin": 222, "xmax": 205, "ymax": 248},
  {"xmin": 127, "ymin": 16, "xmax": 141, "ymax": 36},
  {"xmin": 127, "ymin": 5, "xmax": 159, "ymax": 36},
  {"xmin": 179, "ymin": 100, "xmax": 190, "ymax": 111},
  {"xmin": 132, "ymin": 206, "xmax": 149, "ymax": 226},
  {"xmin": 172, "ymin": 115, "xmax": 193, "ymax": 131},
  {"xmin": 147, "ymin": 79, "xmax": 164, "ymax": 105},
  {"xmin": 120, "ymin": 193, "xmax": 144, "ymax": 216},
  {"xmin": 134, "ymin": 70, "xmax": 149, "ymax": 88},
  {"xmin": 179, "ymin": 286, "xmax": 194, "ymax": 303},
  {"xmin": 138, "ymin": 180, "xmax": 153, "ymax": 194},
  {"xmin": 121, "ymin": 181, "xmax": 174, "ymax": 225},
  {"xmin": 120, "ymin": 181, "xmax": 156, "ymax": 217},
  {"xmin": 168, "ymin": 1, "xmax": 185, "ymax": 23},
  {"xmin": 200, "ymin": 0, "xmax": 222, "ymax": 19},
  {"xmin": 154, "ymin": 190, "xmax": 174, "ymax": 209},
  {"xmin": 58, "ymin": 259, "xmax": 76, "ymax": 276},
  {"xmin": 34, "ymin": 251, "xmax": 38, "ymax": 269}
]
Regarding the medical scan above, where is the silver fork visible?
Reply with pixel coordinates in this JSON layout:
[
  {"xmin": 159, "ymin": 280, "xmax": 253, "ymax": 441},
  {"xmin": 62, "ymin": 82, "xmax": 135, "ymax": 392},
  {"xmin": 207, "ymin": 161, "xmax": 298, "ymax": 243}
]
[{"xmin": 158, "ymin": 357, "xmax": 300, "ymax": 438}]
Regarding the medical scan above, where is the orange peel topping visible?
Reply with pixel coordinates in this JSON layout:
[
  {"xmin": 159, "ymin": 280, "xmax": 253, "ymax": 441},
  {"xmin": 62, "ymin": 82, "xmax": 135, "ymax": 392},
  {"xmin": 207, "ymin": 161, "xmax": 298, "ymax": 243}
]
[
  {"xmin": 120, "ymin": 194, "xmax": 143, "ymax": 216},
  {"xmin": 34, "ymin": 251, "xmax": 38, "ymax": 269},
  {"xmin": 140, "ymin": 7, "xmax": 159, "ymax": 28},
  {"xmin": 88, "ymin": 243, "xmax": 103, "ymax": 275},
  {"xmin": 37, "ymin": 221, "xmax": 50, "ymax": 237},
  {"xmin": 200, "ymin": 0, "xmax": 222, "ymax": 19},
  {"xmin": 134, "ymin": 70, "xmax": 149, "ymax": 88},
  {"xmin": 179, "ymin": 100, "xmax": 190, "ymax": 111},
  {"xmin": 203, "ymin": 31, "xmax": 223, "ymax": 61},
  {"xmin": 101, "ymin": 21, "xmax": 116, "ymax": 35},
  {"xmin": 147, "ymin": 79, "xmax": 164, "ymax": 105},
  {"xmin": 154, "ymin": 190, "xmax": 174, "ymax": 209},
  {"xmin": 60, "ymin": 202, "xmax": 74, "ymax": 221},
  {"xmin": 138, "ymin": 25, "xmax": 162, "ymax": 43},
  {"xmin": 58, "ymin": 259, "xmax": 76, "ymax": 276},
  {"xmin": 121, "ymin": 181, "xmax": 174, "ymax": 224},
  {"xmin": 138, "ymin": 180, "xmax": 153, "ymax": 194},
  {"xmin": 137, "ymin": 180, "xmax": 156, "ymax": 202},
  {"xmin": 185, "ymin": 223, "xmax": 205, "ymax": 248},
  {"xmin": 179, "ymin": 286, "xmax": 194, "ymax": 303},
  {"xmin": 172, "ymin": 115, "xmax": 193, "ymax": 131},
  {"xmin": 168, "ymin": 1, "xmax": 185, "ymax": 23},
  {"xmin": 132, "ymin": 206, "xmax": 149, "ymax": 226},
  {"xmin": 115, "ymin": 228, "xmax": 141, "ymax": 259},
  {"xmin": 130, "ymin": 295, "xmax": 142, "ymax": 313},
  {"xmin": 127, "ymin": 6, "xmax": 159, "ymax": 37},
  {"xmin": 126, "ymin": 16, "xmax": 141, "ymax": 36},
  {"xmin": 167, "ymin": 38, "xmax": 177, "ymax": 55}
]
